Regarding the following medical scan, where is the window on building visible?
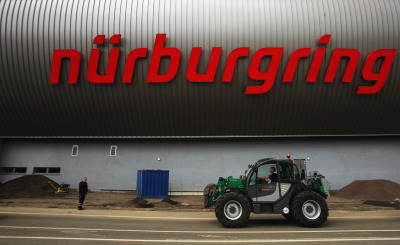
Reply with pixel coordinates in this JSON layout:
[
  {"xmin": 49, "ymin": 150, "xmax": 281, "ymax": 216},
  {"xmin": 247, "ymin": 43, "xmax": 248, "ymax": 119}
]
[
  {"xmin": 14, "ymin": 167, "xmax": 27, "ymax": 174},
  {"xmin": 48, "ymin": 168, "xmax": 61, "ymax": 174},
  {"xmin": 33, "ymin": 167, "xmax": 61, "ymax": 174},
  {"xmin": 33, "ymin": 168, "xmax": 47, "ymax": 174},
  {"xmin": 1, "ymin": 167, "xmax": 14, "ymax": 174},
  {"xmin": 71, "ymin": 145, "xmax": 79, "ymax": 156},
  {"xmin": 110, "ymin": 145, "xmax": 117, "ymax": 156},
  {"xmin": 1, "ymin": 167, "xmax": 27, "ymax": 174}
]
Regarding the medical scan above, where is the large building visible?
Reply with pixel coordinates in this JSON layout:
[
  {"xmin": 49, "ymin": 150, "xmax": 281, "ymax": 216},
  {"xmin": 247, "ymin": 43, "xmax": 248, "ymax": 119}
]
[{"xmin": 0, "ymin": 0, "xmax": 399, "ymax": 190}]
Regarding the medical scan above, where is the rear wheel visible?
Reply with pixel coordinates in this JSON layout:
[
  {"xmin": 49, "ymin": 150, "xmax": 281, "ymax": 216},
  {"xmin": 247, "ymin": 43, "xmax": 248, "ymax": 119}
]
[
  {"xmin": 215, "ymin": 192, "xmax": 251, "ymax": 228},
  {"xmin": 291, "ymin": 191, "xmax": 328, "ymax": 227},
  {"xmin": 282, "ymin": 213, "xmax": 293, "ymax": 221}
]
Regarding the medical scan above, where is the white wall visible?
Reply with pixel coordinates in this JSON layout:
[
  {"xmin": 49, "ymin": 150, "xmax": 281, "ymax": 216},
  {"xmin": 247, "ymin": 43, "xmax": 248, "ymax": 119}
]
[{"xmin": 0, "ymin": 137, "xmax": 399, "ymax": 190}]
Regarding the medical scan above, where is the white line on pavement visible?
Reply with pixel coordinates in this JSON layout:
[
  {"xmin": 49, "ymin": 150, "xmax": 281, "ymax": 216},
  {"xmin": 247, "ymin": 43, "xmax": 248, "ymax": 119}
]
[
  {"xmin": 0, "ymin": 211, "xmax": 399, "ymax": 220},
  {"xmin": 0, "ymin": 211, "xmax": 214, "ymax": 220},
  {"xmin": 0, "ymin": 235, "xmax": 400, "ymax": 243},
  {"xmin": 1, "ymin": 225, "xmax": 399, "ymax": 234}
]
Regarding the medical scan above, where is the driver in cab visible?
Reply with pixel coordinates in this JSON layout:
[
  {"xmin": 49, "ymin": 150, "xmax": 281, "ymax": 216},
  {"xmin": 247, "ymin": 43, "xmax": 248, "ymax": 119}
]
[{"xmin": 258, "ymin": 167, "xmax": 278, "ymax": 182}]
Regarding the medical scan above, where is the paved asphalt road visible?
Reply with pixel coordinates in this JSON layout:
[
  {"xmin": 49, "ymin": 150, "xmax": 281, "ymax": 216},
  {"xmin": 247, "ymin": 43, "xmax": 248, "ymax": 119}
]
[{"xmin": 0, "ymin": 207, "xmax": 399, "ymax": 244}]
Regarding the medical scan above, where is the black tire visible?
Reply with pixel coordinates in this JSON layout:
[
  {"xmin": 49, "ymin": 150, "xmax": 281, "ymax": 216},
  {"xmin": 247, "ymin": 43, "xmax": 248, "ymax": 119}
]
[
  {"xmin": 204, "ymin": 183, "xmax": 217, "ymax": 196},
  {"xmin": 215, "ymin": 192, "xmax": 251, "ymax": 228},
  {"xmin": 291, "ymin": 191, "xmax": 328, "ymax": 228},
  {"xmin": 282, "ymin": 213, "xmax": 293, "ymax": 221},
  {"xmin": 203, "ymin": 184, "xmax": 217, "ymax": 208}
]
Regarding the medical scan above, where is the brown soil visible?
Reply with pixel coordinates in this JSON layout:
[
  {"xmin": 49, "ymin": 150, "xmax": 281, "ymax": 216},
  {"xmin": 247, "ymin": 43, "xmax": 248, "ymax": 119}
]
[
  {"xmin": 0, "ymin": 175, "xmax": 204, "ymax": 210},
  {"xmin": 127, "ymin": 197, "xmax": 155, "ymax": 208},
  {"xmin": 0, "ymin": 175, "xmax": 60, "ymax": 198},
  {"xmin": 363, "ymin": 200, "xmax": 396, "ymax": 207},
  {"xmin": 0, "ymin": 175, "xmax": 398, "ymax": 211},
  {"xmin": 162, "ymin": 198, "xmax": 179, "ymax": 205},
  {"xmin": 0, "ymin": 191, "xmax": 204, "ymax": 210},
  {"xmin": 335, "ymin": 179, "xmax": 400, "ymax": 201}
]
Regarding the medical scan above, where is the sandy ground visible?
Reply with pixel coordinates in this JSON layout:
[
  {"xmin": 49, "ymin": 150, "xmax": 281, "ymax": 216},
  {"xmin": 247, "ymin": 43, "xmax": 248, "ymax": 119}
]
[
  {"xmin": 0, "ymin": 191, "xmax": 204, "ymax": 210},
  {"xmin": 0, "ymin": 190, "xmax": 396, "ymax": 211}
]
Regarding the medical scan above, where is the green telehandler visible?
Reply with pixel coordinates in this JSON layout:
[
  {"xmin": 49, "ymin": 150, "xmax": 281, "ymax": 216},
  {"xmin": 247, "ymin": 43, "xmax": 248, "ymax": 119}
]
[{"xmin": 204, "ymin": 155, "xmax": 329, "ymax": 228}]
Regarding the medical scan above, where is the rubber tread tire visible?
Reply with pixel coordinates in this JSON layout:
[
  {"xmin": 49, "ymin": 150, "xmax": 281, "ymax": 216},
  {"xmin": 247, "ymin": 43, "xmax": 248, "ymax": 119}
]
[
  {"xmin": 204, "ymin": 183, "xmax": 217, "ymax": 196},
  {"xmin": 282, "ymin": 213, "xmax": 293, "ymax": 221},
  {"xmin": 291, "ymin": 191, "xmax": 328, "ymax": 227},
  {"xmin": 215, "ymin": 192, "xmax": 251, "ymax": 228},
  {"xmin": 204, "ymin": 183, "xmax": 218, "ymax": 208}
]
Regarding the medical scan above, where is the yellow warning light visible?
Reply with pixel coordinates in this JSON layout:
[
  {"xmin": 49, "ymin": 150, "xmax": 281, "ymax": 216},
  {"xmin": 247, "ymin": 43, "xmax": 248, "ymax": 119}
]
[{"xmin": 287, "ymin": 153, "xmax": 291, "ymax": 159}]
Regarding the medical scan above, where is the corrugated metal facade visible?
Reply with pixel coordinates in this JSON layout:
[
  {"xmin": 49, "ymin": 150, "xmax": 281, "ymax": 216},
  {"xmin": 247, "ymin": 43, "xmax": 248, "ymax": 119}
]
[{"xmin": 0, "ymin": 0, "xmax": 399, "ymax": 137}]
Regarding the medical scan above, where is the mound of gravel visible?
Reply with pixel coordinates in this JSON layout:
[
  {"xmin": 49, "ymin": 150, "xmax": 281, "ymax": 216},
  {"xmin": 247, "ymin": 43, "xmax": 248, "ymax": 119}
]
[
  {"xmin": 161, "ymin": 198, "xmax": 178, "ymax": 205},
  {"xmin": 124, "ymin": 197, "xmax": 180, "ymax": 209},
  {"xmin": 0, "ymin": 175, "xmax": 60, "ymax": 198},
  {"xmin": 335, "ymin": 179, "xmax": 400, "ymax": 201},
  {"xmin": 126, "ymin": 197, "xmax": 155, "ymax": 208}
]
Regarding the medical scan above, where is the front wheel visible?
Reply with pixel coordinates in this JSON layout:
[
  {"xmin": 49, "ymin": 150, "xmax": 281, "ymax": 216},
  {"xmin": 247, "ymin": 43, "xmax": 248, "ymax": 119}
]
[
  {"xmin": 291, "ymin": 191, "xmax": 329, "ymax": 227},
  {"xmin": 203, "ymin": 183, "xmax": 218, "ymax": 208},
  {"xmin": 215, "ymin": 192, "xmax": 251, "ymax": 228}
]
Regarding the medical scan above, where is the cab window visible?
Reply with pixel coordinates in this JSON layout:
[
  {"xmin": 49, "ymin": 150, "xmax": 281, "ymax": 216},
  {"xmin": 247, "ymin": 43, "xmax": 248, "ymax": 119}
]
[
  {"xmin": 249, "ymin": 171, "xmax": 257, "ymax": 186},
  {"xmin": 278, "ymin": 162, "xmax": 292, "ymax": 181},
  {"xmin": 293, "ymin": 164, "xmax": 301, "ymax": 181},
  {"xmin": 248, "ymin": 162, "xmax": 277, "ymax": 186},
  {"xmin": 279, "ymin": 161, "xmax": 300, "ymax": 181}
]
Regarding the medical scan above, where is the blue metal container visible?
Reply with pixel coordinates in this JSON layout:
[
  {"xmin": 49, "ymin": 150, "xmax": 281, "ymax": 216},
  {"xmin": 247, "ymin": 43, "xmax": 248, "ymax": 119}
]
[{"xmin": 136, "ymin": 170, "xmax": 169, "ymax": 198}]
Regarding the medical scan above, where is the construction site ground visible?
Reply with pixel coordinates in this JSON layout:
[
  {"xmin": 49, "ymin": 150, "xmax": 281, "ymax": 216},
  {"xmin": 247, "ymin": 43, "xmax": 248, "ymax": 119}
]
[
  {"xmin": 0, "ymin": 190, "xmax": 397, "ymax": 212},
  {"xmin": 1, "ymin": 176, "xmax": 399, "ymax": 211}
]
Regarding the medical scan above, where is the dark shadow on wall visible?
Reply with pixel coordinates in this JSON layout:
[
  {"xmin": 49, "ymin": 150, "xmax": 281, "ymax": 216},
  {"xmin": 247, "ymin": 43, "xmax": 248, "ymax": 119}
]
[{"xmin": 0, "ymin": 139, "xmax": 5, "ymax": 163}]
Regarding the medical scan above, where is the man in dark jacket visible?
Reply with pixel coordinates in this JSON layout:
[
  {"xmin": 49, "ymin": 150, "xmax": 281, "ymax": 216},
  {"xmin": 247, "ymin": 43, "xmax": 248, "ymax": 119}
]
[{"xmin": 78, "ymin": 177, "xmax": 88, "ymax": 210}]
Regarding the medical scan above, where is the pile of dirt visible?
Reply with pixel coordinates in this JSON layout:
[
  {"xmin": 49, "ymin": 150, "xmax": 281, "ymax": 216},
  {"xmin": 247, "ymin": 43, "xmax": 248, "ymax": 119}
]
[
  {"xmin": 335, "ymin": 179, "xmax": 400, "ymax": 201},
  {"xmin": 0, "ymin": 175, "xmax": 60, "ymax": 198},
  {"xmin": 161, "ymin": 198, "xmax": 179, "ymax": 206},
  {"xmin": 152, "ymin": 198, "xmax": 181, "ymax": 209},
  {"xmin": 126, "ymin": 197, "xmax": 155, "ymax": 208},
  {"xmin": 124, "ymin": 197, "xmax": 181, "ymax": 209},
  {"xmin": 363, "ymin": 200, "xmax": 396, "ymax": 207}
]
